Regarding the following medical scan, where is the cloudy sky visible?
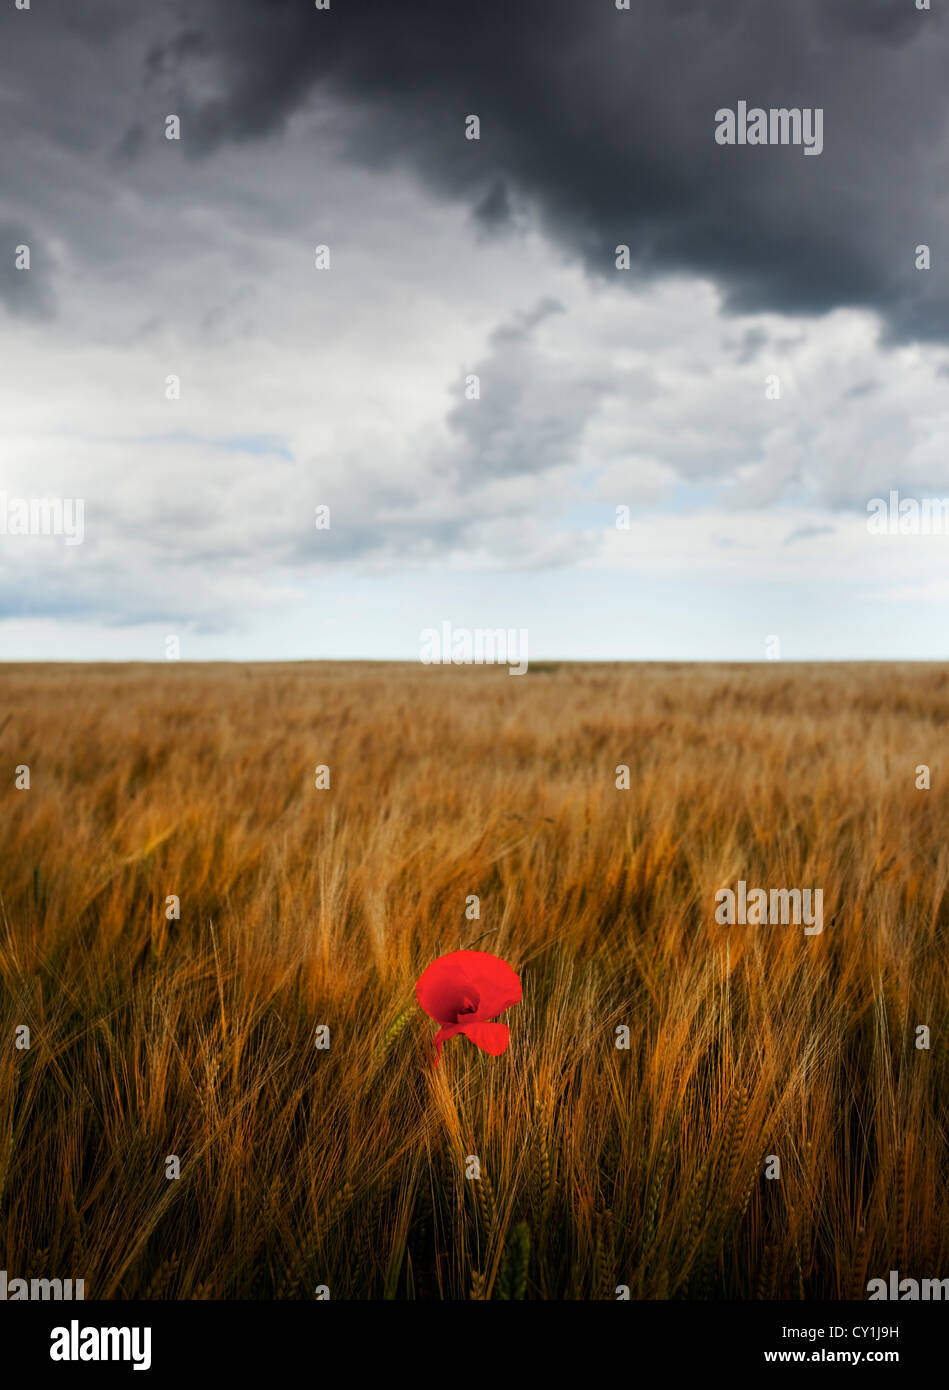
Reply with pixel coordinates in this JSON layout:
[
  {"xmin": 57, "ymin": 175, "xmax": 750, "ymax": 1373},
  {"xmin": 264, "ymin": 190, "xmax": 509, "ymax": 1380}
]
[{"xmin": 2, "ymin": 0, "xmax": 949, "ymax": 661}]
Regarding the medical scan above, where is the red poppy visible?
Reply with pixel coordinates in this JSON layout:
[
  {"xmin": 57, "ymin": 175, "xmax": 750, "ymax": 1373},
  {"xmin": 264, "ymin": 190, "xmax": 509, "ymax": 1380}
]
[{"xmin": 416, "ymin": 949, "xmax": 522, "ymax": 1065}]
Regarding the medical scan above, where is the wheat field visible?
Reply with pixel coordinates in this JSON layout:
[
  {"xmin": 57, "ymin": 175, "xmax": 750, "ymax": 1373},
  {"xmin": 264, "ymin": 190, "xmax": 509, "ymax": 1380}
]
[{"xmin": 1, "ymin": 660, "xmax": 947, "ymax": 1300}]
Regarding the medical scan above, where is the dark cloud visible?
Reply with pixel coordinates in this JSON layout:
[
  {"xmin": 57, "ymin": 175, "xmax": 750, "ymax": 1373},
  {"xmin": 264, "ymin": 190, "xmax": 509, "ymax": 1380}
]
[
  {"xmin": 729, "ymin": 326, "xmax": 768, "ymax": 364},
  {"xmin": 445, "ymin": 298, "xmax": 606, "ymax": 480},
  {"xmin": 144, "ymin": 26, "xmax": 213, "ymax": 84},
  {"xmin": 129, "ymin": 0, "xmax": 949, "ymax": 343},
  {"xmin": 473, "ymin": 179, "xmax": 513, "ymax": 233},
  {"xmin": 112, "ymin": 121, "xmax": 146, "ymax": 164}
]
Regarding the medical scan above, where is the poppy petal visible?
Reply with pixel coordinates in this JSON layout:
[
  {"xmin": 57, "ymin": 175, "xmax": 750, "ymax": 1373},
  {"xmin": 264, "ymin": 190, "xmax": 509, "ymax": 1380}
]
[
  {"xmin": 446, "ymin": 950, "xmax": 522, "ymax": 1021},
  {"xmin": 458, "ymin": 1021, "xmax": 511, "ymax": 1056},
  {"xmin": 416, "ymin": 956, "xmax": 481, "ymax": 1024},
  {"xmin": 431, "ymin": 1023, "xmax": 462, "ymax": 1065}
]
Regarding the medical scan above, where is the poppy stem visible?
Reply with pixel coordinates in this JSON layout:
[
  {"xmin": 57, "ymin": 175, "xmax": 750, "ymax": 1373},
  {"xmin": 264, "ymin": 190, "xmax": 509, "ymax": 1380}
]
[{"xmin": 459, "ymin": 927, "xmax": 498, "ymax": 950}]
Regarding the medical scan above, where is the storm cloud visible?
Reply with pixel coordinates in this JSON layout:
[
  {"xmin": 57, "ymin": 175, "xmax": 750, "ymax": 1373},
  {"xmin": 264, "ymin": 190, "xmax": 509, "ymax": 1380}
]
[{"xmin": 134, "ymin": 0, "xmax": 949, "ymax": 343}]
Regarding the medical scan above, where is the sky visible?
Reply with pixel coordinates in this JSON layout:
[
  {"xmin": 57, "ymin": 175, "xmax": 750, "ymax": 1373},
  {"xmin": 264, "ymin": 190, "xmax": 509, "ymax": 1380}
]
[{"xmin": 2, "ymin": 0, "xmax": 949, "ymax": 662}]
